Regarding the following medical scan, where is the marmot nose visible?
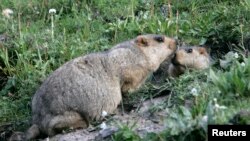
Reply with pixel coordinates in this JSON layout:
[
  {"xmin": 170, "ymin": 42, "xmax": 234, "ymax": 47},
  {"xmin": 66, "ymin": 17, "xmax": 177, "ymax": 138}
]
[{"xmin": 171, "ymin": 54, "xmax": 179, "ymax": 66}]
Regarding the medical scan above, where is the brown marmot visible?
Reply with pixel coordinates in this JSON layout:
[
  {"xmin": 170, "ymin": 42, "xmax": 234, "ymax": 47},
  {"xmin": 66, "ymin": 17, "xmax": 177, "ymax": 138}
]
[
  {"xmin": 10, "ymin": 34, "xmax": 177, "ymax": 140},
  {"xmin": 153, "ymin": 46, "xmax": 210, "ymax": 82}
]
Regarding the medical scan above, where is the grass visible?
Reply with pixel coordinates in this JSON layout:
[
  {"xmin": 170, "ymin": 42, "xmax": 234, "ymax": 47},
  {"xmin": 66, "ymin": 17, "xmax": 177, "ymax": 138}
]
[{"xmin": 0, "ymin": 0, "xmax": 250, "ymax": 140}]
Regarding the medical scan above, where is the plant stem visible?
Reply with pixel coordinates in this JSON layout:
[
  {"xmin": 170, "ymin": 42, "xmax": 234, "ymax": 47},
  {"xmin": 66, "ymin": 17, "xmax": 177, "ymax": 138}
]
[
  {"xmin": 18, "ymin": 12, "xmax": 22, "ymax": 40},
  {"xmin": 51, "ymin": 14, "xmax": 54, "ymax": 42}
]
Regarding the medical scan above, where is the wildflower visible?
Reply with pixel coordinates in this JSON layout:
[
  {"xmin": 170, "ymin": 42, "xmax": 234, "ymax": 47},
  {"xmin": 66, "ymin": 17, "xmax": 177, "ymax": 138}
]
[
  {"xmin": 2, "ymin": 8, "xmax": 13, "ymax": 18},
  {"xmin": 214, "ymin": 103, "xmax": 227, "ymax": 110},
  {"xmin": 102, "ymin": 110, "xmax": 108, "ymax": 118},
  {"xmin": 49, "ymin": 9, "xmax": 56, "ymax": 41},
  {"xmin": 202, "ymin": 115, "xmax": 208, "ymax": 123},
  {"xmin": 234, "ymin": 52, "xmax": 239, "ymax": 59},
  {"xmin": 241, "ymin": 62, "xmax": 245, "ymax": 67},
  {"xmin": 219, "ymin": 105, "xmax": 227, "ymax": 109},
  {"xmin": 213, "ymin": 98, "xmax": 217, "ymax": 102},
  {"xmin": 49, "ymin": 9, "xmax": 56, "ymax": 14},
  {"xmin": 214, "ymin": 103, "xmax": 220, "ymax": 109},
  {"xmin": 100, "ymin": 122, "xmax": 107, "ymax": 130},
  {"xmin": 191, "ymin": 88, "xmax": 198, "ymax": 96}
]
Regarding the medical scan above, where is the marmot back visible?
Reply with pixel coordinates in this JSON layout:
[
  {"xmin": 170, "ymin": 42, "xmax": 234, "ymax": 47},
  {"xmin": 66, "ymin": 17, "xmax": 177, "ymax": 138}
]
[{"xmin": 9, "ymin": 34, "xmax": 177, "ymax": 141}]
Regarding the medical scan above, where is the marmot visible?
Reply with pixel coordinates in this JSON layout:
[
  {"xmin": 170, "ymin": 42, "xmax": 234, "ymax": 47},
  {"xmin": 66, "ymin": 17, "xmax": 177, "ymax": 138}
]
[
  {"xmin": 10, "ymin": 34, "xmax": 177, "ymax": 140},
  {"xmin": 153, "ymin": 46, "xmax": 210, "ymax": 81}
]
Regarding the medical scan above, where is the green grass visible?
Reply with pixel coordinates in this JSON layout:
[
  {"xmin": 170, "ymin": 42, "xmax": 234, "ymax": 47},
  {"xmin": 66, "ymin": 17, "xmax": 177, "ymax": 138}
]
[{"xmin": 0, "ymin": 0, "xmax": 250, "ymax": 140}]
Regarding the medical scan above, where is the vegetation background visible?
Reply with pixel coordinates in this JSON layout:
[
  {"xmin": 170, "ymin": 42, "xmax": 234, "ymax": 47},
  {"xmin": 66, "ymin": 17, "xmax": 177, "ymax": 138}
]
[{"xmin": 0, "ymin": 0, "xmax": 250, "ymax": 140}]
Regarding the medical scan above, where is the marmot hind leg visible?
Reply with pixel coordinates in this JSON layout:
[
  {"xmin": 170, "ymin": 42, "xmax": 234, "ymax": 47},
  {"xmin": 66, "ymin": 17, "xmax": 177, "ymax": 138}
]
[{"xmin": 47, "ymin": 111, "xmax": 89, "ymax": 136}]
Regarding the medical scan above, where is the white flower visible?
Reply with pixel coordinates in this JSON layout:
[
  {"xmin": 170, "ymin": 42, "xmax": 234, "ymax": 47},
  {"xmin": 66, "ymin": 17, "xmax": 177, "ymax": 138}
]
[
  {"xmin": 234, "ymin": 52, "xmax": 239, "ymax": 59},
  {"xmin": 102, "ymin": 110, "xmax": 108, "ymax": 118},
  {"xmin": 241, "ymin": 62, "xmax": 245, "ymax": 67},
  {"xmin": 219, "ymin": 105, "xmax": 227, "ymax": 109},
  {"xmin": 202, "ymin": 115, "xmax": 208, "ymax": 123},
  {"xmin": 214, "ymin": 103, "xmax": 227, "ymax": 110},
  {"xmin": 214, "ymin": 103, "xmax": 220, "ymax": 109},
  {"xmin": 213, "ymin": 98, "xmax": 217, "ymax": 102},
  {"xmin": 191, "ymin": 88, "xmax": 198, "ymax": 96},
  {"xmin": 100, "ymin": 122, "xmax": 107, "ymax": 129},
  {"xmin": 2, "ymin": 8, "xmax": 13, "ymax": 18},
  {"xmin": 49, "ymin": 9, "xmax": 56, "ymax": 14}
]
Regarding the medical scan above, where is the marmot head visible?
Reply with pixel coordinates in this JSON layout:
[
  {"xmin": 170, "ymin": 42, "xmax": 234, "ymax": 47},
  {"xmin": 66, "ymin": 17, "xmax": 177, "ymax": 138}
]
[
  {"xmin": 135, "ymin": 34, "xmax": 177, "ymax": 71},
  {"xmin": 172, "ymin": 46, "xmax": 210, "ymax": 70}
]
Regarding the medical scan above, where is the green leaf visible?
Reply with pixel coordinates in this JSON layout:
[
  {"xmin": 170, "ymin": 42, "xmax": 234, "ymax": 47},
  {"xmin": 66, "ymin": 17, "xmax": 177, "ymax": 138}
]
[
  {"xmin": 180, "ymin": 106, "xmax": 192, "ymax": 120},
  {"xmin": 199, "ymin": 37, "xmax": 207, "ymax": 45}
]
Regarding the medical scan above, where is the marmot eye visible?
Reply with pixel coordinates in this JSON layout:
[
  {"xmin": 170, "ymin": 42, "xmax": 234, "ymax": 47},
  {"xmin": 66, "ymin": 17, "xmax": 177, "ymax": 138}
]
[
  {"xmin": 186, "ymin": 48, "xmax": 193, "ymax": 53},
  {"xmin": 154, "ymin": 36, "xmax": 164, "ymax": 43}
]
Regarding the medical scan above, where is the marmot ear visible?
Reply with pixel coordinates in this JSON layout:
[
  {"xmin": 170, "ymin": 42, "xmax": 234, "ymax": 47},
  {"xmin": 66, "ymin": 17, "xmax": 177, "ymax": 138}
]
[
  {"xmin": 198, "ymin": 47, "xmax": 207, "ymax": 55},
  {"xmin": 135, "ymin": 35, "xmax": 148, "ymax": 47}
]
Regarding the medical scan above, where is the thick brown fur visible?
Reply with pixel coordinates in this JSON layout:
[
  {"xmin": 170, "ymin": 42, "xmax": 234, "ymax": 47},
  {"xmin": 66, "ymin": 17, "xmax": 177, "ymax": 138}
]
[
  {"xmin": 9, "ymin": 34, "xmax": 176, "ymax": 141},
  {"xmin": 153, "ymin": 46, "xmax": 210, "ymax": 82}
]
